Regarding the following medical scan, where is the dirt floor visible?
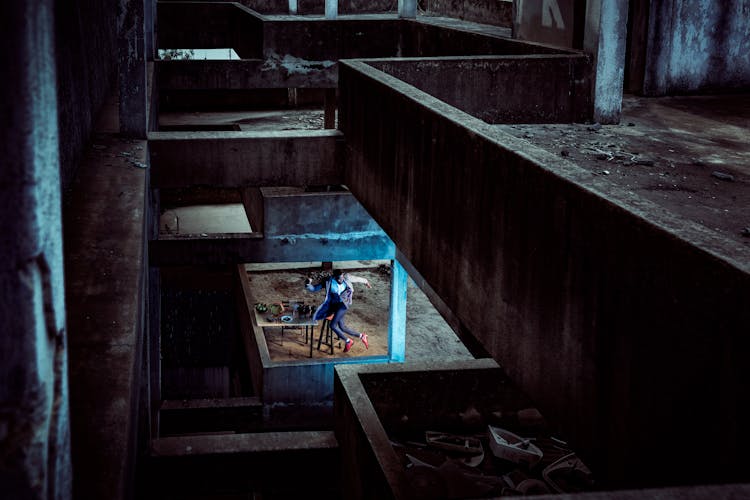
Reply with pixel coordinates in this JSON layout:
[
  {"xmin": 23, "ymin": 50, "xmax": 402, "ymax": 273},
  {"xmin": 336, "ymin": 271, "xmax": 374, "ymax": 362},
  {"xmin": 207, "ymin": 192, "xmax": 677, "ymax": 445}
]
[
  {"xmin": 244, "ymin": 262, "xmax": 474, "ymax": 363},
  {"xmin": 493, "ymin": 94, "xmax": 750, "ymax": 252}
]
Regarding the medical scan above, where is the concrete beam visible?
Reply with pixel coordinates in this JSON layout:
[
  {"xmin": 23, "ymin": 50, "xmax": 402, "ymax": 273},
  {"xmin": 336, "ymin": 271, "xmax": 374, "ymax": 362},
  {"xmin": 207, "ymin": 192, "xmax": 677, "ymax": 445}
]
[
  {"xmin": 119, "ymin": 0, "xmax": 148, "ymax": 137},
  {"xmin": 148, "ymin": 130, "xmax": 343, "ymax": 188},
  {"xmin": 152, "ymin": 431, "xmax": 338, "ymax": 456},
  {"xmin": 157, "ymin": 59, "xmax": 337, "ymax": 90}
]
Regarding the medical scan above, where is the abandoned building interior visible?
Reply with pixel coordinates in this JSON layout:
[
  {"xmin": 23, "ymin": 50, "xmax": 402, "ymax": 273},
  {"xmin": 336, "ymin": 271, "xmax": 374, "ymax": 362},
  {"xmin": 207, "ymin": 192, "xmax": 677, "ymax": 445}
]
[{"xmin": 2, "ymin": 0, "xmax": 750, "ymax": 498}]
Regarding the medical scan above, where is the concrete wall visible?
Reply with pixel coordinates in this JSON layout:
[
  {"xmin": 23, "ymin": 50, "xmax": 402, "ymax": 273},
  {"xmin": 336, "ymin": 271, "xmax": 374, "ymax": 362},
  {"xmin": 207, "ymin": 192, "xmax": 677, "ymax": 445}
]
[
  {"xmin": 149, "ymin": 130, "xmax": 343, "ymax": 188},
  {"xmin": 338, "ymin": 60, "xmax": 750, "ymax": 489},
  {"xmin": 368, "ymin": 55, "xmax": 592, "ymax": 123},
  {"xmin": 160, "ymin": 0, "xmax": 393, "ymax": 15},
  {"xmin": 56, "ymin": 0, "xmax": 124, "ymax": 191},
  {"xmin": 1, "ymin": 2, "xmax": 71, "ymax": 498},
  {"xmin": 424, "ymin": 0, "xmax": 513, "ymax": 28},
  {"xmin": 157, "ymin": 59, "xmax": 338, "ymax": 90},
  {"xmin": 643, "ymin": 0, "xmax": 750, "ymax": 95},
  {"xmin": 151, "ymin": 188, "xmax": 395, "ymax": 266},
  {"xmin": 157, "ymin": 2, "xmax": 264, "ymax": 58}
]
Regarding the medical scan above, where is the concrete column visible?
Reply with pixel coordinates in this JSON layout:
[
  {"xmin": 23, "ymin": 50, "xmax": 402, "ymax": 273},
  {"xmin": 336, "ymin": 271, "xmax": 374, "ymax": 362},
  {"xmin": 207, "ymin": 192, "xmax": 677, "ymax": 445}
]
[
  {"xmin": 325, "ymin": 0, "xmax": 338, "ymax": 19},
  {"xmin": 119, "ymin": 0, "xmax": 148, "ymax": 137},
  {"xmin": 289, "ymin": 0, "xmax": 298, "ymax": 14},
  {"xmin": 398, "ymin": 0, "xmax": 417, "ymax": 19},
  {"xmin": 324, "ymin": 89, "xmax": 337, "ymax": 129},
  {"xmin": 144, "ymin": 0, "xmax": 155, "ymax": 59},
  {"xmin": 0, "ymin": 1, "xmax": 71, "ymax": 499},
  {"xmin": 388, "ymin": 260, "xmax": 407, "ymax": 362},
  {"xmin": 584, "ymin": 0, "xmax": 628, "ymax": 124}
]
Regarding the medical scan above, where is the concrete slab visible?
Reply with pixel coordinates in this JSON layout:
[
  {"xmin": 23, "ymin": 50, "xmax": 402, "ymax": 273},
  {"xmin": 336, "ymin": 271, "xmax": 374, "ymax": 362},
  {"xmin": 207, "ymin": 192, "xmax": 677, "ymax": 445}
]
[
  {"xmin": 159, "ymin": 203, "xmax": 252, "ymax": 235},
  {"xmin": 148, "ymin": 130, "xmax": 343, "ymax": 188}
]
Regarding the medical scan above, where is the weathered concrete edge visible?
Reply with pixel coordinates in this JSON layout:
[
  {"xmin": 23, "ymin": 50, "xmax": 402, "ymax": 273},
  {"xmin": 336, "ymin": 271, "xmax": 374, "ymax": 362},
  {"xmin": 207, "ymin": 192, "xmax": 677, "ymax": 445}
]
[
  {"xmin": 148, "ymin": 129, "xmax": 343, "ymax": 140},
  {"xmin": 341, "ymin": 59, "xmax": 750, "ymax": 272},
  {"xmin": 151, "ymin": 430, "xmax": 338, "ymax": 456},
  {"xmin": 334, "ymin": 359, "xmax": 499, "ymax": 500},
  {"xmin": 64, "ymin": 138, "xmax": 148, "ymax": 500}
]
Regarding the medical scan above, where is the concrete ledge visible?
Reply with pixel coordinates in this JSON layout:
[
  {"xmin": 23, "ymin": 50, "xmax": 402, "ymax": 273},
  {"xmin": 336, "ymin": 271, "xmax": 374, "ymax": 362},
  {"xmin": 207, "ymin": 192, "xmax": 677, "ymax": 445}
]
[
  {"xmin": 334, "ymin": 359, "xmax": 500, "ymax": 500},
  {"xmin": 157, "ymin": 59, "xmax": 337, "ymax": 89},
  {"xmin": 338, "ymin": 59, "xmax": 750, "ymax": 489},
  {"xmin": 151, "ymin": 430, "xmax": 337, "ymax": 456},
  {"xmin": 149, "ymin": 130, "xmax": 343, "ymax": 188},
  {"xmin": 366, "ymin": 54, "xmax": 592, "ymax": 123},
  {"xmin": 64, "ymin": 135, "xmax": 147, "ymax": 500}
]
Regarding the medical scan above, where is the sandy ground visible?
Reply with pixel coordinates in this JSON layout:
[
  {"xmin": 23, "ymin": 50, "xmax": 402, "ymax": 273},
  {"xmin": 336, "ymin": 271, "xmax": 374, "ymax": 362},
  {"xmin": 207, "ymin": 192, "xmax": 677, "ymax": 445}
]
[{"xmin": 244, "ymin": 263, "xmax": 473, "ymax": 363}]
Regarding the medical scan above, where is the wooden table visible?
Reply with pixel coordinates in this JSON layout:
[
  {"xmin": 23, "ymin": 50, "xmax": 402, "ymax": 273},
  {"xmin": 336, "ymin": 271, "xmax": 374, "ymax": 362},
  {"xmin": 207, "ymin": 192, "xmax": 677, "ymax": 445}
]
[{"xmin": 253, "ymin": 308, "xmax": 319, "ymax": 358}]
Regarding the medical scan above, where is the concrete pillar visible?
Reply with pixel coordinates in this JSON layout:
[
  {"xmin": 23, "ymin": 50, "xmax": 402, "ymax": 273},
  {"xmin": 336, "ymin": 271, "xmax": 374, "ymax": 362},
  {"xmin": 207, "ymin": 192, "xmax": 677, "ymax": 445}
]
[
  {"xmin": 324, "ymin": 89, "xmax": 337, "ymax": 129},
  {"xmin": 584, "ymin": 0, "xmax": 628, "ymax": 124},
  {"xmin": 289, "ymin": 0, "xmax": 298, "ymax": 14},
  {"xmin": 0, "ymin": 1, "xmax": 71, "ymax": 499},
  {"xmin": 145, "ymin": 0, "xmax": 155, "ymax": 59},
  {"xmin": 398, "ymin": 0, "xmax": 417, "ymax": 19},
  {"xmin": 388, "ymin": 260, "xmax": 407, "ymax": 362},
  {"xmin": 119, "ymin": 0, "xmax": 148, "ymax": 137},
  {"xmin": 325, "ymin": 0, "xmax": 338, "ymax": 19}
]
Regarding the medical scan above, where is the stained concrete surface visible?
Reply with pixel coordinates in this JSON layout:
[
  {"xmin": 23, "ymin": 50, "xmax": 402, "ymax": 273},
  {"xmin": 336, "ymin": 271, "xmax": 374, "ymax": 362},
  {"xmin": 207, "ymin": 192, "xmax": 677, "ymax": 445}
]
[
  {"xmin": 159, "ymin": 203, "xmax": 253, "ymax": 235},
  {"xmin": 159, "ymin": 108, "xmax": 326, "ymax": 131},
  {"xmin": 492, "ymin": 93, "xmax": 750, "ymax": 250}
]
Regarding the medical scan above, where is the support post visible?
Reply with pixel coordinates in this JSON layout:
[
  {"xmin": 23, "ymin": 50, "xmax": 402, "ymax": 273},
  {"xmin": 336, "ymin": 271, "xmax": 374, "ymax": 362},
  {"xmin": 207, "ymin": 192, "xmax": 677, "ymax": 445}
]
[
  {"xmin": 325, "ymin": 0, "xmax": 337, "ymax": 19},
  {"xmin": 398, "ymin": 0, "xmax": 417, "ymax": 18},
  {"xmin": 324, "ymin": 89, "xmax": 336, "ymax": 129},
  {"xmin": 388, "ymin": 260, "xmax": 408, "ymax": 362},
  {"xmin": 119, "ymin": 0, "xmax": 148, "ymax": 137},
  {"xmin": 584, "ymin": 0, "xmax": 628, "ymax": 124},
  {"xmin": 289, "ymin": 0, "xmax": 298, "ymax": 14}
]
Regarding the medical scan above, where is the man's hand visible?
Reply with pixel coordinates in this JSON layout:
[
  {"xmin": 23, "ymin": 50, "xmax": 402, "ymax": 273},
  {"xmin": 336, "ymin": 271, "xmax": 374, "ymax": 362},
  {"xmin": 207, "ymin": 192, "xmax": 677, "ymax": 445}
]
[
  {"xmin": 305, "ymin": 278, "xmax": 312, "ymax": 285},
  {"xmin": 365, "ymin": 280, "xmax": 372, "ymax": 289}
]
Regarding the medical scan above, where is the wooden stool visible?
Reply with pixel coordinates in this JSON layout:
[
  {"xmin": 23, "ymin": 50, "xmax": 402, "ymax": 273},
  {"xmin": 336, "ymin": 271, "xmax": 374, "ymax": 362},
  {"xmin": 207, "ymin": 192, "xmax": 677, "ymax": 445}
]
[{"xmin": 316, "ymin": 314, "xmax": 338, "ymax": 354}]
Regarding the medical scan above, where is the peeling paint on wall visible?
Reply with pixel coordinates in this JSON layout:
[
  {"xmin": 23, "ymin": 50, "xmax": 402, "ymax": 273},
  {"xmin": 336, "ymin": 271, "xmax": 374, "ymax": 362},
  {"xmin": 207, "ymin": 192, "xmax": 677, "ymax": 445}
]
[{"xmin": 645, "ymin": 0, "xmax": 750, "ymax": 95}]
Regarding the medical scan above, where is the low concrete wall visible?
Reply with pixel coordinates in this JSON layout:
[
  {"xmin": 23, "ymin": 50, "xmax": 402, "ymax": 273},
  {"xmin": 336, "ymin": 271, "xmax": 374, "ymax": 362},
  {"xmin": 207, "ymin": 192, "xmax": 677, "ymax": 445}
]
[
  {"xmin": 149, "ymin": 130, "xmax": 343, "ymax": 188},
  {"xmin": 157, "ymin": 59, "xmax": 337, "ymax": 89},
  {"xmin": 367, "ymin": 54, "xmax": 592, "ymax": 123},
  {"xmin": 423, "ymin": 0, "xmax": 513, "ymax": 28},
  {"xmin": 334, "ymin": 360, "xmax": 501, "ymax": 500},
  {"xmin": 262, "ymin": 18, "xmax": 570, "ymax": 62},
  {"xmin": 235, "ymin": 266, "xmax": 389, "ymax": 425},
  {"xmin": 157, "ymin": 2, "xmax": 263, "ymax": 58},
  {"xmin": 338, "ymin": 60, "xmax": 750, "ymax": 488},
  {"xmin": 150, "ymin": 188, "xmax": 395, "ymax": 266}
]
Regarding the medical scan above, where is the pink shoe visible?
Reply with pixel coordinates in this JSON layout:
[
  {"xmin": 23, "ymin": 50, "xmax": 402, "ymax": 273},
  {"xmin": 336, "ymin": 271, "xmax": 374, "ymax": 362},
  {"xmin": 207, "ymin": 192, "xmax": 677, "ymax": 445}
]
[
  {"xmin": 344, "ymin": 339, "xmax": 353, "ymax": 353},
  {"xmin": 361, "ymin": 333, "xmax": 369, "ymax": 349}
]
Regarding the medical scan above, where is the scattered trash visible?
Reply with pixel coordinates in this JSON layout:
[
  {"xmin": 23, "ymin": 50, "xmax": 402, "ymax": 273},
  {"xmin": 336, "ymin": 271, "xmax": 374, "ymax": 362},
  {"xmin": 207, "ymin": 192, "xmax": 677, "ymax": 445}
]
[
  {"xmin": 128, "ymin": 159, "xmax": 147, "ymax": 169},
  {"xmin": 741, "ymin": 228, "xmax": 750, "ymax": 238},
  {"xmin": 711, "ymin": 171, "xmax": 735, "ymax": 182},
  {"xmin": 587, "ymin": 123, "xmax": 602, "ymax": 132},
  {"xmin": 560, "ymin": 149, "xmax": 570, "ymax": 157}
]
